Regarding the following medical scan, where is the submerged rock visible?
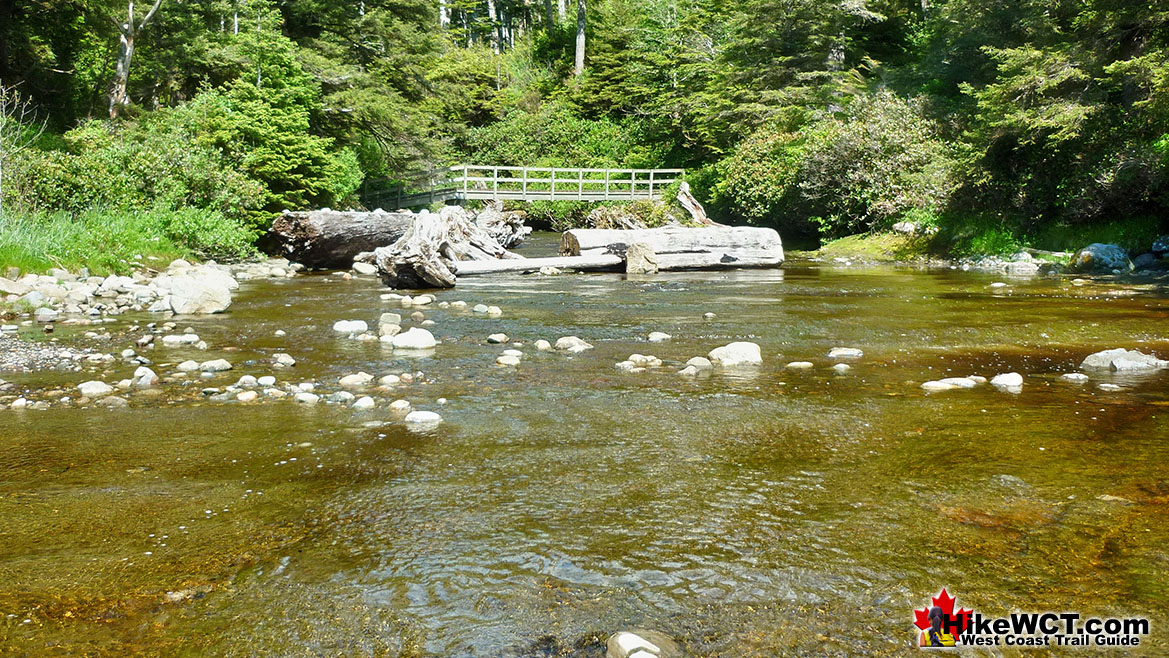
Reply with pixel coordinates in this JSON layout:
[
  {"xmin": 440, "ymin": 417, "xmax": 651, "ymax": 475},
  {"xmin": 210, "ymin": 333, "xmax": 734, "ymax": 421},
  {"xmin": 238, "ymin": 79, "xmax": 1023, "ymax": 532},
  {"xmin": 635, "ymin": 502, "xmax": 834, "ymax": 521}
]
[
  {"xmin": 555, "ymin": 336, "xmax": 594, "ymax": 353},
  {"xmin": 391, "ymin": 328, "xmax": 437, "ymax": 350},
  {"xmin": 647, "ymin": 331, "xmax": 671, "ymax": 343},
  {"xmin": 77, "ymin": 380, "xmax": 113, "ymax": 397},
  {"xmin": 332, "ymin": 319, "xmax": 368, "ymax": 334},
  {"xmin": 405, "ymin": 410, "xmax": 442, "ymax": 428},
  {"xmin": 990, "ymin": 372, "xmax": 1023, "ymax": 391},
  {"xmin": 827, "ymin": 347, "xmax": 863, "ymax": 359},
  {"xmin": 1060, "ymin": 373, "xmax": 1090, "ymax": 383}
]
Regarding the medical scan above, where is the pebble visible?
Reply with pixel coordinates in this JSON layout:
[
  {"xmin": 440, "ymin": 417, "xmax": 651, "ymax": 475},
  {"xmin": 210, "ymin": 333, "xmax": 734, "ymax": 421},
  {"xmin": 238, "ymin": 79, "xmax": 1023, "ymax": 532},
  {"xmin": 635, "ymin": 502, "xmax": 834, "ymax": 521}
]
[
  {"xmin": 162, "ymin": 334, "xmax": 200, "ymax": 346},
  {"xmin": 832, "ymin": 363, "xmax": 851, "ymax": 374},
  {"xmin": 77, "ymin": 380, "xmax": 113, "ymax": 397},
  {"xmin": 677, "ymin": 365, "xmax": 700, "ymax": 377},
  {"xmin": 487, "ymin": 333, "xmax": 509, "ymax": 344},
  {"xmin": 486, "ymin": 306, "xmax": 503, "ymax": 317},
  {"xmin": 293, "ymin": 392, "xmax": 320, "ymax": 404},
  {"xmin": 353, "ymin": 396, "xmax": 376, "ymax": 410},
  {"xmin": 534, "ymin": 339, "xmax": 552, "ymax": 351},
  {"xmin": 1097, "ymin": 383, "xmax": 1124, "ymax": 392},
  {"xmin": 827, "ymin": 347, "xmax": 863, "ymax": 359},
  {"xmin": 257, "ymin": 375, "xmax": 276, "ymax": 387},
  {"xmin": 236, "ymin": 375, "xmax": 258, "ymax": 388},
  {"xmin": 1060, "ymin": 373, "xmax": 1089, "ymax": 383},
  {"xmin": 703, "ymin": 312, "xmax": 716, "ymax": 319},
  {"xmin": 274, "ymin": 329, "xmax": 286, "ymax": 337},
  {"xmin": 177, "ymin": 360, "xmax": 200, "ymax": 372},
  {"xmin": 339, "ymin": 372, "xmax": 374, "ymax": 388},
  {"xmin": 390, "ymin": 328, "xmax": 437, "ymax": 350},
  {"xmin": 497, "ymin": 355, "xmax": 522, "ymax": 366},
  {"xmin": 272, "ymin": 353, "xmax": 296, "ymax": 367},
  {"xmin": 786, "ymin": 361, "xmax": 814, "ymax": 369},
  {"xmin": 450, "ymin": 301, "xmax": 467, "ymax": 309},
  {"xmin": 352, "ymin": 262, "xmax": 377, "ymax": 276},
  {"xmin": 990, "ymin": 372, "xmax": 1024, "ymax": 390},
  {"xmin": 236, "ymin": 391, "xmax": 258, "ymax": 403},
  {"xmin": 379, "ymin": 374, "xmax": 401, "ymax": 386},
  {"xmin": 389, "ymin": 399, "xmax": 412, "ymax": 414}
]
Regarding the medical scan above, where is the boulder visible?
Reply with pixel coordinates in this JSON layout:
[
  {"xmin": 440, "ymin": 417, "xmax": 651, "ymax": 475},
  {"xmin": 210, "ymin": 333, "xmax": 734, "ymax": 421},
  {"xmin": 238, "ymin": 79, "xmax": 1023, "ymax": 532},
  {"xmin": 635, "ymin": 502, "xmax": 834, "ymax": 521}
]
[
  {"xmin": 1133, "ymin": 253, "xmax": 1159, "ymax": 270},
  {"xmin": 339, "ymin": 372, "xmax": 375, "ymax": 388},
  {"xmin": 625, "ymin": 243, "xmax": 659, "ymax": 275},
  {"xmin": 1068, "ymin": 243, "xmax": 1132, "ymax": 274},
  {"xmin": 200, "ymin": 359, "xmax": 233, "ymax": 373},
  {"xmin": 0, "ymin": 277, "xmax": 30, "ymax": 296},
  {"xmin": 353, "ymin": 396, "xmax": 376, "ymax": 410},
  {"xmin": 165, "ymin": 270, "xmax": 235, "ymax": 314},
  {"xmin": 487, "ymin": 333, "xmax": 509, "ymax": 344},
  {"xmin": 391, "ymin": 328, "xmax": 437, "ymax": 350},
  {"xmin": 333, "ymin": 320, "xmax": 369, "ymax": 333},
  {"xmin": 352, "ymin": 262, "xmax": 378, "ymax": 276},
  {"xmin": 405, "ymin": 410, "xmax": 443, "ymax": 428},
  {"xmin": 496, "ymin": 354, "xmax": 522, "ymax": 366},
  {"xmin": 1080, "ymin": 348, "xmax": 1169, "ymax": 371},
  {"xmin": 647, "ymin": 332, "xmax": 671, "ymax": 343},
  {"xmin": 555, "ymin": 336, "xmax": 594, "ymax": 353},
  {"xmin": 990, "ymin": 372, "xmax": 1024, "ymax": 390},
  {"xmin": 272, "ymin": 353, "xmax": 296, "ymax": 367},
  {"xmin": 133, "ymin": 367, "xmax": 160, "ymax": 388},
  {"xmin": 534, "ymin": 339, "xmax": 553, "ymax": 351},
  {"xmin": 708, "ymin": 342, "xmax": 762, "ymax": 367},
  {"xmin": 1152, "ymin": 235, "xmax": 1169, "ymax": 257}
]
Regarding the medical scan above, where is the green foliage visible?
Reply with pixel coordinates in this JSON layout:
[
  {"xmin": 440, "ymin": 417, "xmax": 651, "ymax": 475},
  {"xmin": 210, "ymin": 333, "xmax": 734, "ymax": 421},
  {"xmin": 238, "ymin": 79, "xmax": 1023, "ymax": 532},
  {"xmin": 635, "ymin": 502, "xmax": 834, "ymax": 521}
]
[{"xmin": 0, "ymin": 207, "xmax": 255, "ymax": 276}]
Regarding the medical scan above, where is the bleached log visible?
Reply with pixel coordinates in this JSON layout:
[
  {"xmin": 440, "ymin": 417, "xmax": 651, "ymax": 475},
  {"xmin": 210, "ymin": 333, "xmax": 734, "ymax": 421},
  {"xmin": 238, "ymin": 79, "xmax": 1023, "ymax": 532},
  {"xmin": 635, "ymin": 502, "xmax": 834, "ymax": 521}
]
[
  {"xmin": 475, "ymin": 201, "xmax": 532, "ymax": 248},
  {"xmin": 268, "ymin": 209, "xmax": 413, "ymax": 269},
  {"xmin": 676, "ymin": 182, "xmax": 720, "ymax": 226},
  {"xmin": 456, "ymin": 254, "xmax": 623, "ymax": 275},
  {"xmin": 561, "ymin": 226, "xmax": 784, "ymax": 269}
]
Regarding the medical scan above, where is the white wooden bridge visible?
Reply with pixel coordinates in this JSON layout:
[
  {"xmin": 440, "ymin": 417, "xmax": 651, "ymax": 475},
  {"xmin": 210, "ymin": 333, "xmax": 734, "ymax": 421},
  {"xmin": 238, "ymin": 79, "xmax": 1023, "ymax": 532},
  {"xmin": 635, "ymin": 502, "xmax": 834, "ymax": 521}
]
[{"xmin": 362, "ymin": 165, "xmax": 685, "ymax": 209}]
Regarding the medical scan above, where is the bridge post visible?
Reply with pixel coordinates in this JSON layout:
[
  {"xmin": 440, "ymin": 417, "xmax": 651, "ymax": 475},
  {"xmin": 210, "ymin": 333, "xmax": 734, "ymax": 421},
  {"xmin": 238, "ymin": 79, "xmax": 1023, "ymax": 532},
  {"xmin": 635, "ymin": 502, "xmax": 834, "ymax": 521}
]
[
  {"xmin": 605, "ymin": 170, "xmax": 610, "ymax": 200},
  {"xmin": 649, "ymin": 170, "xmax": 655, "ymax": 199},
  {"xmin": 493, "ymin": 167, "xmax": 499, "ymax": 201},
  {"xmin": 551, "ymin": 169, "xmax": 556, "ymax": 201},
  {"xmin": 523, "ymin": 167, "xmax": 528, "ymax": 198},
  {"xmin": 578, "ymin": 169, "xmax": 583, "ymax": 200},
  {"xmin": 631, "ymin": 171, "xmax": 636, "ymax": 200},
  {"xmin": 463, "ymin": 165, "xmax": 468, "ymax": 197}
]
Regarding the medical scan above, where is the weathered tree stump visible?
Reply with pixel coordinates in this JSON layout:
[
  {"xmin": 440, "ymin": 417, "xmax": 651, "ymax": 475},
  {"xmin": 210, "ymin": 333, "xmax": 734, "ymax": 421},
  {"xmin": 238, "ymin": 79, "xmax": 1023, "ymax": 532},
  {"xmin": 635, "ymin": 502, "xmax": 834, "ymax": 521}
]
[
  {"xmin": 373, "ymin": 207, "xmax": 524, "ymax": 289},
  {"xmin": 475, "ymin": 201, "xmax": 532, "ymax": 248}
]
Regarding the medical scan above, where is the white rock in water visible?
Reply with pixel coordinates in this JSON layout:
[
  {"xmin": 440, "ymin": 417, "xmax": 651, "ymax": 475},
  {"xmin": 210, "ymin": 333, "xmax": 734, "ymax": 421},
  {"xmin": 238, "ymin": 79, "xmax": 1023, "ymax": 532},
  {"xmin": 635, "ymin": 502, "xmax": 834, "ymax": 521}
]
[
  {"xmin": 450, "ymin": 301, "xmax": 468, "ymax": 309},
  {"xmin": 339, "ymin": 372, "xmax": 374, "ymax": 388},
  {"xmin": 628, "ymin": 354, "xmax": 662, "ymax": 367},
  {"xmin": 274, "ymin": 329, "xmax": 286, "ymax": 337},
  {"xmin": 257, "ymin": 376, "xmax": 276, "ymax": 387},
  {"xmin": 487, "ymin": 333, "xmax": 509, "ymax": 344},
  {"xmin": 921, "ymin": 380, "xmax": 959, "ymax": 392},
  {"xmin": 648, "ymin": 332, "xmax": 672, "ymax": 343},
  {"xmin": 236, "ymin": 390, "xmax": 258, "ymax": 402},
  {"xmin": 607, "ymin": 632, "xmax": 662, "ymax": 658},
  {"xmin": 937, "ymin": 377, "xmax": 979, "ymax": 389},
  {"xmin": 496, "ymin": 355, "xmax": 521, "ymax": 366},
  {"xmin": 703, "ymin": 312, "xmax": 716, "ymax": 319},
  {"xmin": 1097, "ymin": 383, "xmax": 1124, "ymax": 392},
  {"xmin": 272, "ymin": 353, "xmax": 296, "ymax": 367},
  {"xmin": 391, "ymin": 328, "xmax": 437, "ymax": 350},
  {"xmin": 1081, "ymin": 348, "xmax": 1169, "ymax": 371},
  {"xmin": 379, "ymin": 374, "xmax": 401, "ymax": 386},
  {"xmin": 200, "ymin": 359, "xmax": 233, "ymax": 372},
  {"xmin": 77, "ymin": 380, "xmax": 113, "ymax": 397},
  {"xmin": 615, "ymin": 361, "xmax": 644, "ymax": 373},
  {"xmin": 177, "ymin": 360, "xmax": 201, "ymax": 372},
  {"xmin": 165, "ymin": 270, "xmax": 234, "ymax": 314},
  {"xmin": 472, "ymin": 304, "xmax": 490, "ymax": 314},
  {"xmin": 352, "ymin": 262, "xmax": 377, "ymax": 275},
  {"xmin": 502, "ymin": 349, "xmax": 523, "ymax": 357},
  {"xmin": 352, "ymin": 396, "xmax": 376, "ymax": 410},
  {"xmin": 832, "ymin": 363, "xmax": 851, "ymax": 374},
  {"xmin": 294, "ymin": 392, "xmax": 320, "ymax": 404},
  {"xmin": 333, "ymin": 319, "xmax": 368, "ymax": 334},
  {"xmin": 1060, "ymin": 373, "xmax": 1089, "ymax": 383},
  {"xmin": 487, "ymin": 306, "xmax": 503, "ymax": 317},
  {"xmin": 133, "ymin": 367, "xmax": 160, "ymax": 388},
  {"xmin": 162, "ymin": 334, "xmax": 200, "ymax": 346},
  {"xmin": 555, "ymin": 336, "xmax": 594, "ymax": 352},
  {"xmin": 677, "ymin": 365, "xmax": 700, "ymax": 377},
  {"xmin": 236, "ymin": 375, "xmax": 258, "ymax": 388},
  {"xmin": 414, "ymin": 294, "xmax": 435, "ymax": 305},
  {"xmin": 786, "ymin": 361, "xmax": 814, "ymax": 369},
  {"xmin": 991, "ymin": 372, "xmax": 1024, "ymax": 390},
  {"xmin": 827, "ymin": 347, "xmax": 863, "ymax": 359},
  {"xmin": 389, "ymin": 399, "xmax": 411, "ymax": 414},
  {"xmin": 685, "ymin": 357, "xmax": 713, "ymax": 370},
  {"xmin": 405, "ymin": 410, "xmax": 442, "ymax": 428},
  {"xmin": 534, "ymin": 340, "xmax": 552, "ymax": 351},
  {"xmin": 709, "ymin": 342, "xmax": 762, "ymax": 367}
]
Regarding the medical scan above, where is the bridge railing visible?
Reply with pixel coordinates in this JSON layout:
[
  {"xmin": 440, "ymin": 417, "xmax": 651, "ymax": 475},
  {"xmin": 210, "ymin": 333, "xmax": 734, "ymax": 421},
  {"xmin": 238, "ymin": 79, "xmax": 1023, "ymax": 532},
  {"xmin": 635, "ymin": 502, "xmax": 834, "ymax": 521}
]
[{"xmin": 361, "ymin": 165, "xmax": 685, "ymax": 209}]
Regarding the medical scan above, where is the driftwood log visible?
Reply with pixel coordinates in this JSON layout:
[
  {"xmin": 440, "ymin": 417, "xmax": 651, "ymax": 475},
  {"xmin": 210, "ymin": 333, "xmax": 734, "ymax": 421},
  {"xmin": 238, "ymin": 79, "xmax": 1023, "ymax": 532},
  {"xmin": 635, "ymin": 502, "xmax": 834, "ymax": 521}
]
[
  {"xmin": 560, "ymin": 226, "xmax": 784, "ymax": 270},
  {"xmin": 374, "ymin": 207, "xmax": 523, "ymax": 288},
  {"xmin": 269, "ymin": 209, "xmax": 414, "ymax": 269},
  {"xmin": 475, "ymin": 201, "xmax": 532, "ymax": 248},
  {"xmin": 677, "ymin": 182, "xmax": 720, "ymax": 227}
]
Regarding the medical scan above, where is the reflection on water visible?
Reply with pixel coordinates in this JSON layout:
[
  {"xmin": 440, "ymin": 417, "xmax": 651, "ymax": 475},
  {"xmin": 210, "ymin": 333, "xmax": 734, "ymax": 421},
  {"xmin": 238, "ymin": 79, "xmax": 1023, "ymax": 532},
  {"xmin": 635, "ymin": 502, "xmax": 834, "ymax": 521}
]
[{"xmin": 1, "ymin": 235, "xmax": 1168, "ymax": 656}]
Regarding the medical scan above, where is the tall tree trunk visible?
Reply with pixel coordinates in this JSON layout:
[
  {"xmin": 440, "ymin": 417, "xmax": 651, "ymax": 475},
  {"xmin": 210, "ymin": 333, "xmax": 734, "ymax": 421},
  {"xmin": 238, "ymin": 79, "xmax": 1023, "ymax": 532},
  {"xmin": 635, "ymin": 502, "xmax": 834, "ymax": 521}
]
[
  {"xmin": 486, "ymin": 0, "xmax": 499, "ymax": 54},
  {"xmin": 544, "ymin": 0, "xmax": 554, "ymax": 31},
  {"xmin": 574, "ymin": 0, "xmax": 585, "ymax": 76},
  {"xmin": 439, "ymin": 0, "xmax": 449, "ymax": 28},
  {"xmin": 558, "ymin": 0, "xmax": 566, "ymax": 22},
  {"xmin": 108, "ymin": 0, "xmax": 164, "ymax": 119}
]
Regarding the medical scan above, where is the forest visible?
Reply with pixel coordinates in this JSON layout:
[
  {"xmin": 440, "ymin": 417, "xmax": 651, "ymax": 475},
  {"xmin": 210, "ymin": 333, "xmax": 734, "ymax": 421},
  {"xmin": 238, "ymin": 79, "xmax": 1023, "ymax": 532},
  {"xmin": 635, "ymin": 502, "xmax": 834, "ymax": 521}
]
[{"xmin": 1, "ymin": 0, "xmax": 1167, "ymax": 269}]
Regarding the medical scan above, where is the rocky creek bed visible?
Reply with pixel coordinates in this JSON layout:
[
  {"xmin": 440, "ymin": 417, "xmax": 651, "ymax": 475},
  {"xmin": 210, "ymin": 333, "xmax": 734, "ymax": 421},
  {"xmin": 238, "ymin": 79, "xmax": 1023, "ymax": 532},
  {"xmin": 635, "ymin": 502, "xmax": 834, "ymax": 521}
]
[{"xmin": 2, "ymin": 234, "xmax": 1168, "ymax": 656}]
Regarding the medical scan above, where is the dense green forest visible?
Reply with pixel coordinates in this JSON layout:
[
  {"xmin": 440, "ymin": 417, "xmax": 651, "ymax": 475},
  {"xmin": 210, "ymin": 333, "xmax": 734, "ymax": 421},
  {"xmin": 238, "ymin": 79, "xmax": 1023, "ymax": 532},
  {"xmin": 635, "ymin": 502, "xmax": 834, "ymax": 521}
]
[{"xmin": 1, "ymin": 0, "xmax": 1167, "ymax": 264}]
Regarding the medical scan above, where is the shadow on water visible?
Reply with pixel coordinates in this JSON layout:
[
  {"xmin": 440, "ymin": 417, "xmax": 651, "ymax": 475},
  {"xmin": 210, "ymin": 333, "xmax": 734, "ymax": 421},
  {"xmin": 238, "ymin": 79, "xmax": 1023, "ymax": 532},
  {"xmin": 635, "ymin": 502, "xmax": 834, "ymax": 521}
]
[{"xmin": 2, "ymin": 236, "xmax": 1169, "ymax": 656}]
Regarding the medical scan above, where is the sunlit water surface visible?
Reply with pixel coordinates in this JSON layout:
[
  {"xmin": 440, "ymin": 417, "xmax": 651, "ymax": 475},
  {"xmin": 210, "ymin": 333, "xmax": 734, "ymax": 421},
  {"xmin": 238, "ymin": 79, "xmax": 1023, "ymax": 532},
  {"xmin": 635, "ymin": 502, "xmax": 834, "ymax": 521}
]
[{"xmin": 1, "ymin": 235, "xmax": 1167, "ymax": 656}]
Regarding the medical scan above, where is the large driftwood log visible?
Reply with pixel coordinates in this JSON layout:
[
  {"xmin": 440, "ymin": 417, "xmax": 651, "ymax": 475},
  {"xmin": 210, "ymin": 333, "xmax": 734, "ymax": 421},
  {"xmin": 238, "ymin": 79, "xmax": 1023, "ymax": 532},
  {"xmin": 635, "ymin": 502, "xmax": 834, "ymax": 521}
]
[
  {"xmin": 269, "ymin": 209, "xmax": 413, "ymax": 269},
  {"xmin": 560, "ymin": 226, "xmax": 784, "ymax": 270},
  {"xmin": 455, "ymin": 254, "xmax": 624, "ymax": 275},
  {"xmin": 374, "ymin": 207, "xmax": 523, "ymax": 288},
  {"xmin": 475, "ymin": 201, "xmax": 532, "ymax": 248}
]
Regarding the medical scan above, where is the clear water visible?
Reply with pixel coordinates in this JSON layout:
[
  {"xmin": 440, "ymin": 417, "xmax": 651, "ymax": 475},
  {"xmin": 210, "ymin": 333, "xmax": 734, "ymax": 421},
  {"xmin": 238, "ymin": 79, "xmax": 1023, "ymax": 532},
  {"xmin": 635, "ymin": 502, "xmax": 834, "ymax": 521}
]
[{"xmin": 1, "ymin": 234, "xmax": 1167, "ymax": 656}]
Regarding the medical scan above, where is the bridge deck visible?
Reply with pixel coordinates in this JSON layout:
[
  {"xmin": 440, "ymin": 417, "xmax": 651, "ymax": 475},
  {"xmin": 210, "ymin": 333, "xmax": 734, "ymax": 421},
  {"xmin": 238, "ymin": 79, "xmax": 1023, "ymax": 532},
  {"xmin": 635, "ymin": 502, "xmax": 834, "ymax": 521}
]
[{"xmin": 362, "ymin": 166, "xmax": 685, "ymax": 210}]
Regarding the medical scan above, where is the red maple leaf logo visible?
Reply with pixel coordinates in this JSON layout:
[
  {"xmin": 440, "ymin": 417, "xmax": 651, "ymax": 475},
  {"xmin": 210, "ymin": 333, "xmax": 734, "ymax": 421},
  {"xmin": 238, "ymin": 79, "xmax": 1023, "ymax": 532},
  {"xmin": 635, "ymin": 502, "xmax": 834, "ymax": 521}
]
[{"xmin": 913, "ymin": 588, "xmax": 973, "ymax": 634}]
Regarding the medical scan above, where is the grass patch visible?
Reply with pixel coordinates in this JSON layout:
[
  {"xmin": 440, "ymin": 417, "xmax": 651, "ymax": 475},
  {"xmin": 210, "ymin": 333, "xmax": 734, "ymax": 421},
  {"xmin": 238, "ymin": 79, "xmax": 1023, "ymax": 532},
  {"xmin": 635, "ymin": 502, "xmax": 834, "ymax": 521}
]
[
  {"xmin": 1031, "ymin": 217, "xmax": 1165, "ymax": 253},
  {"xmin": 0, "ymin": 208, "xmax": 258, "ymax": 276},
  {"xmin": 813, "ymin": 232, "xmax": 934, "ymax": 261}
]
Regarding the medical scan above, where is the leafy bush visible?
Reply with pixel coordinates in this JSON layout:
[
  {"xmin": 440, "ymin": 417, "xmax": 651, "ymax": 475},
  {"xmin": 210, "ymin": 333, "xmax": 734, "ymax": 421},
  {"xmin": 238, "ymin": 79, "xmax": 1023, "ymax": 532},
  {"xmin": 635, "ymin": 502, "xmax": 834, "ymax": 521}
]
[{"xmin": 711, "ymin": 92, "xmax": 959, "ymax": 239}]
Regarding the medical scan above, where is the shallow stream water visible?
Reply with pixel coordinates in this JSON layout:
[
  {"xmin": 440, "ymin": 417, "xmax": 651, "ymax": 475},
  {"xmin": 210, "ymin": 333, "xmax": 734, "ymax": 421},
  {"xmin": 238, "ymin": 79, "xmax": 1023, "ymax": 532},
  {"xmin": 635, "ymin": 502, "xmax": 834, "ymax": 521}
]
[{"xmin": 2, "ymin": 234, "xmax": 1168, "ymax": 656}]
